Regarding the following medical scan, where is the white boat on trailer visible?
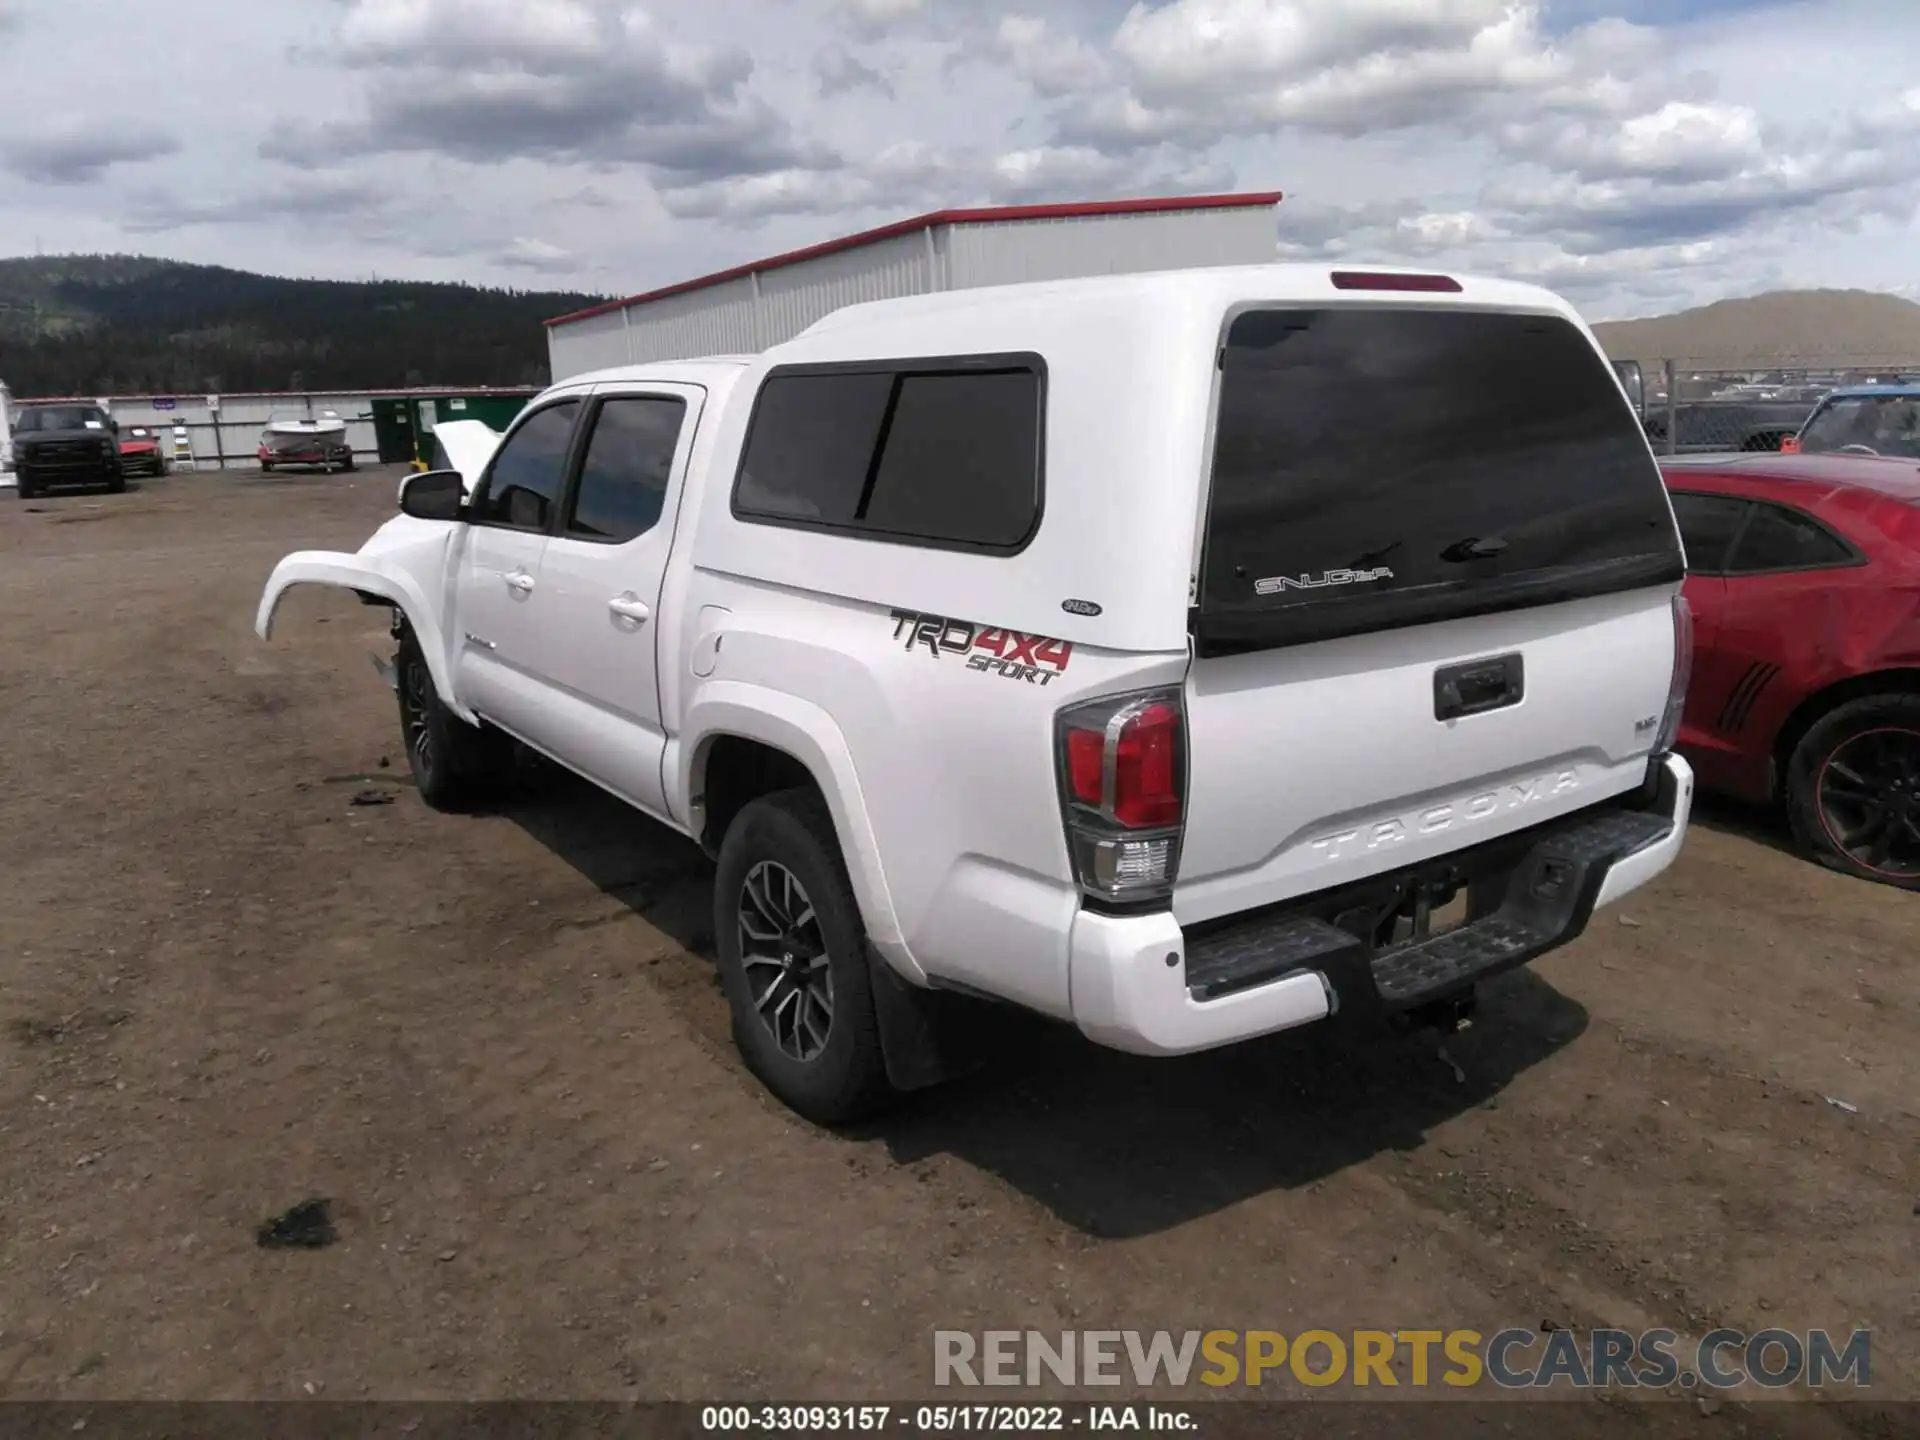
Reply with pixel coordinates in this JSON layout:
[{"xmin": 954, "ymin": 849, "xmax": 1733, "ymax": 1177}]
[{"xmin": 258, "ymin": 410, "xmax": 355, "ymax": 473}]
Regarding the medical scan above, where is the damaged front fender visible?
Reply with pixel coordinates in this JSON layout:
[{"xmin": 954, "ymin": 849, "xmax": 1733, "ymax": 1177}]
[{"xmin": 254, "ymin": 515, "xmax": 473, "ymax": 722}]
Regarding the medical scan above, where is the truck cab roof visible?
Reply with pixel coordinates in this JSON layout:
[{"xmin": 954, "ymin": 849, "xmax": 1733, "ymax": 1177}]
[
  {"xmin": 794, "ymin": 263, "xmax": 1581, "ymax": 348},
  {"xmin": 557, "ymin": 356, "xmax": 755, "ymax": 389}
]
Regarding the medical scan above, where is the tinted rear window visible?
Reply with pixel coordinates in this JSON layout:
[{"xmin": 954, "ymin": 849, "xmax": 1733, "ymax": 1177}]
[
  {"xmin": 1727, "ymin": 504, "xmax": 1856, "ymax": 573},
  {"xmin": 1197, "ymin": 307, "xmax": 1683, "ymax": 654},
  {"xmin": 17, "ymin": 407, "xmax": 107, "ymax": 433},
  {"xmin": 1798, "ymin": 394, "xmax": 1920, "ymax": 459},
  {"xmin": 733, "ymin": 359, "xmax": 1043, "ymax": 552},
  {"xmin": 1668, "ymin": 491, "xmax": 1748, "ymax": 574}
]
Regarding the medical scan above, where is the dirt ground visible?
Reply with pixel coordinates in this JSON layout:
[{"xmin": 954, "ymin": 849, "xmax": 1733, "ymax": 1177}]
[{"xmin": 1, "ymin": 470, "xmax": 1915, "ymax": 1424}]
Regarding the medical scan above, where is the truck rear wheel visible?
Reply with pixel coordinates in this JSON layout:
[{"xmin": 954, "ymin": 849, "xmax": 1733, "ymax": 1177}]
[
  {"xmin": 395, "ymin": 626, "xmax": 515, "ymax": 811},
  {"xmin": 713, "ymin": 789, "xmax": 893, "ymax": 1125},
  {"xmin": 1785, "ymin": 693, "xmax": 1920, "ymax": 890}
]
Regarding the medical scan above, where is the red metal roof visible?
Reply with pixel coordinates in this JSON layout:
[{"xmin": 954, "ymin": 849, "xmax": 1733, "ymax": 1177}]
[
  {"xmin": 16, "ymin": 386, "xmax": 541, "ymax": 405},
  {"xmin": 545, "ymin": 190, "xmax": 1286, "ymax": 328}
]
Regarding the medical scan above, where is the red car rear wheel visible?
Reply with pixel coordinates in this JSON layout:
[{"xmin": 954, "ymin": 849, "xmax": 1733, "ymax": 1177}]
[{"xmin": 1786, "ymin": 694, "xmax": 1920, "ymax": 889}]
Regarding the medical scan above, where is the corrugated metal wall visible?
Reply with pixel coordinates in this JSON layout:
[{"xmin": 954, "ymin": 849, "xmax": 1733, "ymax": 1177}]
[
  {"xmin": 624, "ymin": 275, "xmax": 761, "ymax": 365},
  {"xmin": 947, "ymin": 206, "xmax": 1274, "ymax": 287},
  {"xmin": 548, "ymin": 205, "xmax": 1278, "ymax": 378},
  {"xmin": 550, "ymin": 309, "xmax": 631, "ymax": 375},
  {"xmin": 101, "ymin": 394, "xmax": 379, "ymax": 470},
  {"xmin": 752, "ymin": 230, "xmax": 935, "ymax": 350}
]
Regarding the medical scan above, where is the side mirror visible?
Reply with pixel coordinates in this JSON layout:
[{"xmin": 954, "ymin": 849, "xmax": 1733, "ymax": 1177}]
[
  {"xmin": 398, "ymin": 469, "xmax": 466, "ymax": 521},
  {"xmin": 1613, "ymin": 360, "xmax": 1646, "ymax": 420}
]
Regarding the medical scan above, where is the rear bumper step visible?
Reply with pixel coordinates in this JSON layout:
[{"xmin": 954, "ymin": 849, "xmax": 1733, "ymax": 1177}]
[
  {"xmin": 1066, "ymin": 753, "xmax": 1693, "ymax": 1057},
  {"xmin": 1184, "ymin": 797, "xmax": 1673, "ymax": 1012},
  {"xmin": 1368, "ymin": 808, "xmax": 1669, "ymax": 1006}
]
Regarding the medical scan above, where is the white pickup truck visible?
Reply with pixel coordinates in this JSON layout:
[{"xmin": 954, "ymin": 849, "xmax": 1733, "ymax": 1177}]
[{"xmin": 257, "ymin": 264, "xmax": 1696, "ymax": 1123}]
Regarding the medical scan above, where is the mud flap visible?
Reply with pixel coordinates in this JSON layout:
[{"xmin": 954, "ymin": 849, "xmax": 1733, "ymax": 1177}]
[{"xmin": 867, "ymin": 948, "xmax": 993, "ymax": 1093}]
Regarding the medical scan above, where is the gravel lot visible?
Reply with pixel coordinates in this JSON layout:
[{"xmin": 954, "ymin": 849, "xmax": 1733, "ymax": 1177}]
[{"xmin": 1, "ymin": 471, "xmax": 1914, "ymax": 1426}]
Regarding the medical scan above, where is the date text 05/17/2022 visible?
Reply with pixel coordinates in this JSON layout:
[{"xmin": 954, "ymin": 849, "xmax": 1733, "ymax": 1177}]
[{"xmin": 700, "ymin": 1404, "xmax": 1197, "ymax": 1433}]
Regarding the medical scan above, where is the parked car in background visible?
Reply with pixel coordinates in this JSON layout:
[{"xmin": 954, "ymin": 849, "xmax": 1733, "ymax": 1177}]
[
  {"xmin": 1782, "ymin": 384, "xmax": 1920, "ymax": 460},
  {"xmin": 1662, "ymin": 454, "xmax": 1920, "ymax": 889},
  {"xmin": 10, "ymin": 403, "xmax": 125, "ymax": 498},
  {"xmin": 118, "ymin": 424, "xmax": 169, "ymax": 478},
  {"xmin": 1644, "ymin": 400, "xmax": 1819, "ymax": 456}
]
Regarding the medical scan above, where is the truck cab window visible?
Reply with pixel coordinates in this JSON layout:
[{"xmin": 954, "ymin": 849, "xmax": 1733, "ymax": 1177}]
[
  {"xmin": 469, "ymin": 400, "xmax": 581, "ymax": 532},
  {"xmin": 565, "ymin": 396, "xmax": 687, "ymax": 544}
]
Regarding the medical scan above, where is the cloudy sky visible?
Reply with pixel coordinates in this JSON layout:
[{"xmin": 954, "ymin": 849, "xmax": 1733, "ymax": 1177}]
[{"xmin": 0, "ymin": 0, "xmax": 1916, "ymax": 319}]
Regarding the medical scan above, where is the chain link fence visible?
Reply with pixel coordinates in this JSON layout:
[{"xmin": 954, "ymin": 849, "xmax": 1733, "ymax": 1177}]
[{"xmin": 1608, "ymin": 356, "xmax": 1920, "ymax": 457}]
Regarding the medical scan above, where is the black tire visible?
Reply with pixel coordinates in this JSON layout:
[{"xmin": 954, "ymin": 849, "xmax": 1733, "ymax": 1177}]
[
  {"xmin": 394, "ymin": 625, "xmax": 515, "ymax": 811},
  {"xmin": 1785, "ymin": 693, "xmax": 1920, "ymax": 890},
  {"xmin": 105, "ymin": 468, "xmax": 126, "ymax": 494},
  {"xmin": 15, "ymin": 479, "xmax": 36, "ymax": 500},
  {"xmin": 261, "ymin": 460, "xmax": 274, "ymax": 473},
  {"xmin": 343, "ymin": 455, "xmax": 358, "ymax": 473},
  {"xmin": 713, "ymin": 788, "xmax": 893, "ymax": 1125}
]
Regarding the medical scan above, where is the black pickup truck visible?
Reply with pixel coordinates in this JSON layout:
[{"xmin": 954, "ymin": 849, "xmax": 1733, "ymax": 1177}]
[
  {"xmin": 11, "ymin": 404, "xmax": 126, "ymax": 498},
  {"xmin": 1641, "ymin": 399, "xmax": 1818, "ymax": 456}
]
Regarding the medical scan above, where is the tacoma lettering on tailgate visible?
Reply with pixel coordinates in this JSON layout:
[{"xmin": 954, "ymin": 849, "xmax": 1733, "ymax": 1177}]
[
  {"xmin": 888, "ymin": 609, "xmax": 1074, "ymax": 686},
  {"xmin": 1310, "ymin": 771, "xmax": 1582, "ymax": 859}
]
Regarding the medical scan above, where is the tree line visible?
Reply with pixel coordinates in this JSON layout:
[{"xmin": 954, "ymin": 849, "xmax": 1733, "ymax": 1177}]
[{"xmin": 0, "ymin": 255, "xmax": 604, "ymax": 397}]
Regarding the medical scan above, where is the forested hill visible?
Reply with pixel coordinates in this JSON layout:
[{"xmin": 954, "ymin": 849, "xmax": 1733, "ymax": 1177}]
[{"xmin": 0, "ymin": 255, "xmax": 605, "ymax": 397}]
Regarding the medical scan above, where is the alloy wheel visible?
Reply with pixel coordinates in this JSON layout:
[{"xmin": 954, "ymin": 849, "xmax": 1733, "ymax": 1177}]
[
  {"xmin": 1816, "ymin": 727, "xmax": 1920, "ymax": 879},
  {"xmin": 400, "ymin": 658, "xmax": 436, "ymax": 778},
  {"xmin": 737, "ymin": 860, "xmax": 834, "ymax": 1062}
]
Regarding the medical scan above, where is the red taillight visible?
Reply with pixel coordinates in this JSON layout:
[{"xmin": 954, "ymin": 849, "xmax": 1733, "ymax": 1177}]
[
  {"xmin": 1779, "ymin": 435, "xmax": 1801, "ymax": 454},
  {"xmin": 1056, "ymin": 689, "xmax": 1187, "ymax": 904},
  {"xmin": 1112, "ymin": 702, "xmax": 1181, "ymax": 827},
  {"xmin": 1066, "ymin": 727, "xmax": 1105, "ymax": 807},
  {"xmin": 1330, "ymin": 270, "xmax": 1463, "ymax": 293}
]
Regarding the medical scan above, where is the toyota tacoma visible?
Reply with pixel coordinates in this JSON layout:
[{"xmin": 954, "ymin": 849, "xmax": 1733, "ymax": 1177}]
[{"xmin": 257, "ymin": 266, "xmax": 1696, "ymax": 1123}]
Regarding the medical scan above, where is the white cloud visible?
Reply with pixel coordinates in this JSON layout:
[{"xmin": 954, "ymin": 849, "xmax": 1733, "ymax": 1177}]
[
  {"xmin": 499, "ymin": 236, "xmax": 577, "ymax": 271},
  {"xmin": 1504, "ymin": 101, "xmax": 1767, "ymax": 182},
  {"xmin": 989, "ymin": 16, "xmax": 1110, "ymax": 98},
  {"xmin": 0, "ymin": 0, "xmax": 1913, "ymax": 326},
  {"xmin": 813, "ymin": 44, "xmax": 893, "ymax": 98},
  {"xmin": 1059, "ymin": 1, "xmax": 1659, "ymax": 146},
  {"xmin": 829, "ymin": 0, "xmax": 925, "ymax": 39},
  {"xmin": 263, "ymin": 0, "xmax": 807, "ymax": 180},
  {"xmin": 3, "ymin": 124, "xmax": 182, "ymax": 185}
]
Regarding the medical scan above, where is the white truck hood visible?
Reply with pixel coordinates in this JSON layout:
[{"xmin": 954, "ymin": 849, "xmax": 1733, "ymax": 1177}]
[{"xmin": 429, "ymin": 419, "xmax": 501, "ymax": 487}]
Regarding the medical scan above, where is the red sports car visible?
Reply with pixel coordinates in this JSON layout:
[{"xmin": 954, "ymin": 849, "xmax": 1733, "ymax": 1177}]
[
  {"xmin": 117, "ymin": 425, "xmax": 169, "ymax": 478},
  {"xmin": 1661, "ymin": 453, "xmax": 1920, "ymax": 888}
]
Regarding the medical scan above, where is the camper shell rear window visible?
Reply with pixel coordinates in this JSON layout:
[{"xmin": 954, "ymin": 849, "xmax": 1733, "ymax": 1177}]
[{"xmin": 1195, "ymin": 306, "xmax": 1684, "ymax": 656}]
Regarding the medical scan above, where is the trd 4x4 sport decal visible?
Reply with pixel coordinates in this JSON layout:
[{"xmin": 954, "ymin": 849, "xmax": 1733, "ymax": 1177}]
[{"xmin": 889, "ymin": 609, "xmax": 1074, "ymax": 686}]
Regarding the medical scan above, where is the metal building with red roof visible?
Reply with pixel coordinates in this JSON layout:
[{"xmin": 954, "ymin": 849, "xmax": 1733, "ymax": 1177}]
[{"xmin": 544, "ymin": 191, "xmax": 1284, "ymax": 379}]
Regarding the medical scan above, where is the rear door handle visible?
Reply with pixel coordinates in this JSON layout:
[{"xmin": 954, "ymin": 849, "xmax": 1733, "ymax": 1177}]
[
  {"xmin": 504, "ymin": 570, "xmax": 535, "ymax": 594},
  {"xmin": 608, "ymin": 594, "xmax": 651, "ymax": 623},
  {"xmin": 1434, "ymin": 652, "xmax": 1525, "ymax": 721}
]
